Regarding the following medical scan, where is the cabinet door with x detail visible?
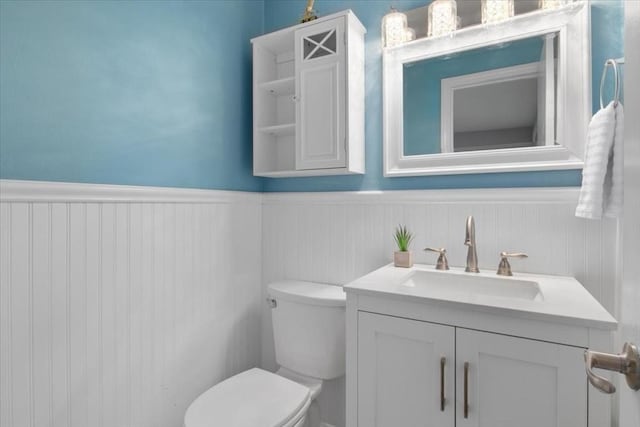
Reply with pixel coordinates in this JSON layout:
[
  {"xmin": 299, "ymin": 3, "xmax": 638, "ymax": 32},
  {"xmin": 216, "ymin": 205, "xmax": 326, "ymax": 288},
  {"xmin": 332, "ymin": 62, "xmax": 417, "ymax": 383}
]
[{"xmin": 294, "ymin": 17, "xmax": 346, "ymax": 170}]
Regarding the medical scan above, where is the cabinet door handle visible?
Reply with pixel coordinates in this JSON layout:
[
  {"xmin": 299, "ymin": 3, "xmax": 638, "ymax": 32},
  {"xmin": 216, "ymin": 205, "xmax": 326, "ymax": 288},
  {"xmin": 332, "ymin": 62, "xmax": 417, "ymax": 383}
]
[
  {"xmin": 464, "ymin": 362, "xmax": 470, "ymax": 419},
  {"xmin": 440, "ymin": 357, "xmax": 446, "ymax": 411}
]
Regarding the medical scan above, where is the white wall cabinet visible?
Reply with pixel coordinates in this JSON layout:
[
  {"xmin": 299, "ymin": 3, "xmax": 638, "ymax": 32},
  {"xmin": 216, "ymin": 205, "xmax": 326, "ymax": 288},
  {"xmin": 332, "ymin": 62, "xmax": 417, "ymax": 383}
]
[
  {"xmin": 356, "ymin": 311, "xmax": 586, "ymax": 427},
  {"xmin": 251, "ymin": 10, "xmax": 365, "ymax": 177}
]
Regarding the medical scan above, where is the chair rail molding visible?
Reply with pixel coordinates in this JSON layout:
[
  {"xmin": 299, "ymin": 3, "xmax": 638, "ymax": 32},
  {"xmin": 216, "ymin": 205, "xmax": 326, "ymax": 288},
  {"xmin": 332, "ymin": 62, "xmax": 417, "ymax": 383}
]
[{"xmin": 0, "ymin": 179, "xmax": 261, "ymax": 204}]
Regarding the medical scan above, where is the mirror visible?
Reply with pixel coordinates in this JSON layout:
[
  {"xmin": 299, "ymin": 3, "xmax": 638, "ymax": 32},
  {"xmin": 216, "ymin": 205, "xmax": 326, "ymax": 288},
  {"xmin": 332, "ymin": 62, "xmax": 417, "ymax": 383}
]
[
  {"xmin": 404, "ymin": 33, "xmax": 558, "ymax": 155},
  {"xmin": 383, "ymin": 2, "xmax": 590, "ymax": 177}
]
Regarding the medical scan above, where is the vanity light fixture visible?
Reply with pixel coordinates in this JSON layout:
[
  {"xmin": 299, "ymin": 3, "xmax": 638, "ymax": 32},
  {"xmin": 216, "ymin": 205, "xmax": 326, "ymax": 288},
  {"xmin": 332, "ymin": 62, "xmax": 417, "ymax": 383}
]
[
  {"xmin": 382, "ymin": 7, "xmax": 408, "ymax": 48},
  {"xmin": 427, "ymin": 0, "xmax": 457, "ymax": 37},
  {"xmin": 539, "ymin": 0, "xmax": 574, "ymax": 10},
  {"xmin": 481, "ymin": 0, "xmax": 514, "ymax": 24}
]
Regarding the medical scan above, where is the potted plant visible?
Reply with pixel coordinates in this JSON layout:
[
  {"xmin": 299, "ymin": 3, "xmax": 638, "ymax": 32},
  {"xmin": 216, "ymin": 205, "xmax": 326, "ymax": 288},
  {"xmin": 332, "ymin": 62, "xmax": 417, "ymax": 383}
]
[{"xmin": 393, "ymin": 225, "xmax": 414, "ymax": 268}]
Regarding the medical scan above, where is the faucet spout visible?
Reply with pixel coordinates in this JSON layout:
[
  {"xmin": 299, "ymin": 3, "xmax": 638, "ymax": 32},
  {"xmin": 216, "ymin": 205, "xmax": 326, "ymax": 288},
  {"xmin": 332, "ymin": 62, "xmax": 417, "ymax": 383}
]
[{"xmin": 465, "ymin": 216, "xmax": 479, "ymax": 273}]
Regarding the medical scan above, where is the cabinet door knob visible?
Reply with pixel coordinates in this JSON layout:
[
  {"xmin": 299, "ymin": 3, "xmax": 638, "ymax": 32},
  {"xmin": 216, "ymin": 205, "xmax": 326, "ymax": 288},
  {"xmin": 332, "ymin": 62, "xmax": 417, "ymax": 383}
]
[{"xmin": 585, "ymin": 342, "xmax": 640, "ymax": 393}]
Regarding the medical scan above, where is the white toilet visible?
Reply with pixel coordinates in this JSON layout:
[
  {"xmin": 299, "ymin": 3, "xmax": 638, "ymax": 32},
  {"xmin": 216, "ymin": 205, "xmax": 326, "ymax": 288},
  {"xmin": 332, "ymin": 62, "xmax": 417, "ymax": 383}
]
[{"xmin": 184, "ymin": 280, "xmax": 346, "ymax": 427}]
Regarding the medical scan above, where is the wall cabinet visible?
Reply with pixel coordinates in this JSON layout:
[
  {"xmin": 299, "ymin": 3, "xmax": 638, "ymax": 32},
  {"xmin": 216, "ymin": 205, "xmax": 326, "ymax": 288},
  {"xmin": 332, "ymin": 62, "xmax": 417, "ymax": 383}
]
[
  {"xmin": 357, "ymin": 312, "xmax": 586, "ymax": 427},
  {"xmin": 251, "ymin": 10, "xmax": 365, "ymax": 177}
]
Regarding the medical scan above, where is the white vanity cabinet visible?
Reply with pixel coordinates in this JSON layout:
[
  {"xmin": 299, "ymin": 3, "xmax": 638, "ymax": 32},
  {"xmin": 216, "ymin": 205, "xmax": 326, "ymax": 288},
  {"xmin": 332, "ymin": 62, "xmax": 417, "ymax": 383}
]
[
  {"xmin": 357, "ymin": 312, "xmax": 455, "ymax": 427},
  {"xmin": 251, "ymin": 10, "xmax": 365, "ymax": 177},
  {"xmin": 344, "ymin": 264, "xmax": 617, "ymax": 427},
  {"xmin": 357, "ymin": 311, "xmax": 586, "ymax": 427}
]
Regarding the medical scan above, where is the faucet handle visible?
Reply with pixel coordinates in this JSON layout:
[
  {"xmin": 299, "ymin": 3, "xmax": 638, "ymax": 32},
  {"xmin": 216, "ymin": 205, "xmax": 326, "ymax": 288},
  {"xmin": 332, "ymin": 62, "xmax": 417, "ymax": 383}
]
[
  {"xmin": 424, "ymin": 247, "xmax": 450, "ymax": 270},
  {"xmin": 497, "ymin": 252, "xmax": 528, "ymax": 276}
]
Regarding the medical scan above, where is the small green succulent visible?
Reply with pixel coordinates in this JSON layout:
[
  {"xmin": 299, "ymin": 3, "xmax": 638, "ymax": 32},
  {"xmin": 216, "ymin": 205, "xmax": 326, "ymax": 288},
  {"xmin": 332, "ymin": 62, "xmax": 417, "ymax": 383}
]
[{"xmin": 394, "ymin": 225, "xmax": 414, "ymax": 252}]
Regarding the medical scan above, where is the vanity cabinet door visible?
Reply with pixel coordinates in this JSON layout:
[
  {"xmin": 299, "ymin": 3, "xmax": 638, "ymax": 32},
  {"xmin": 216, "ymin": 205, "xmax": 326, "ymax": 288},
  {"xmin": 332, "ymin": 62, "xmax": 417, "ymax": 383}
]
[
  {"xmin": 456, "ymin": 329, "xmax": 587, "ymax": 427},
  {"xmin": 294, "ymin": 17, "xmax": 346, "ymax": 170},
  {"xmin": 357, "ymin": 312, "xmax": 455, "ymax": 427}
]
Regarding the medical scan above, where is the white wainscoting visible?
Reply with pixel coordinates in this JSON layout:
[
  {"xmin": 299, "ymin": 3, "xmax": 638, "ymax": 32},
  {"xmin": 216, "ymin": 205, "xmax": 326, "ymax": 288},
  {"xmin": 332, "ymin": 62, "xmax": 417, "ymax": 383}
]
[
  {"xmin": 2, "ymin": 182, "xmax": 620, "ymax": 427},
  {"xmin": 0, "ymin": 180, "xmax": 263, "ymax": 427},
  {"xmin": 261, "ymin": 188, "xmax": 618, "ymax": 427}
]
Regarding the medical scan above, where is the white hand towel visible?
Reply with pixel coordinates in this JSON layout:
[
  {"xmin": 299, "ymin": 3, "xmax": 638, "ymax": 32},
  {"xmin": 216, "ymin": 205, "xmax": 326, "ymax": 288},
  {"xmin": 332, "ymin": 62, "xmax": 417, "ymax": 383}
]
[
  {"xmin": 604, "ymin": 103, "xmax": 624, "ymax": 218},
  {"xmin": 575, "ymin": 101, "xmax": 618, "ymax": 219}
]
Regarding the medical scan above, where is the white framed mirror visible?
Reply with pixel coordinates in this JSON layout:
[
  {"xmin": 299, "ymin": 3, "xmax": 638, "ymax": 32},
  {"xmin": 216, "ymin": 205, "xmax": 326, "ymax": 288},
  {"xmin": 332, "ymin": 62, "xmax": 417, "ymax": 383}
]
[{"xmin": 383, "ymin": 1, "xmax": 590, "ymax": 177}]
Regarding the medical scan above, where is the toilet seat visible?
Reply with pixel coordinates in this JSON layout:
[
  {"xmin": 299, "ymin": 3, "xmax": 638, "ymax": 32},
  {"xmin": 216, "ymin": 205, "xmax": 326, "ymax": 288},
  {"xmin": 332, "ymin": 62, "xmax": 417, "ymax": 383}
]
[{"xmin": 184, "ymin": 368, "xmax": 311, "ymax": 427}]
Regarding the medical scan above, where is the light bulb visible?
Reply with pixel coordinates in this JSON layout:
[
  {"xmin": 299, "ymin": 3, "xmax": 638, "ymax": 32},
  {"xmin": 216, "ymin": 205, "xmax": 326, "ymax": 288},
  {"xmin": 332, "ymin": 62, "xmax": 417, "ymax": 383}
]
[{"xmin": 404, "ymin": 27, "xmax": 416, "ymax": 42}]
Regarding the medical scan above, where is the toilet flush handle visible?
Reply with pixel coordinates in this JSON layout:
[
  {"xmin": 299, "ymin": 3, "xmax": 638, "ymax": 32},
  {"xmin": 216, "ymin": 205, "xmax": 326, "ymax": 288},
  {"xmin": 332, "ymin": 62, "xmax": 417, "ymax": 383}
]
[{"xmin": 266, "ymin": 297, "xmax": 277, "ymax": 308}]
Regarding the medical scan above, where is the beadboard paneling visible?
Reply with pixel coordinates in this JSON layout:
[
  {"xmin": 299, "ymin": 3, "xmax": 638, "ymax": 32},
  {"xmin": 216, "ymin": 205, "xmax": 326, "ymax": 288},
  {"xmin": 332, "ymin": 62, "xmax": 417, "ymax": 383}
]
[
  {"xmin": 260, "ymin": 188, "xmax": 618, "ymax": 427},
  {"xmin": 262, "ymin": 188, "xmax": 618, "ymax": 310},
  {"xmin": 2, "ymin": 182, "xmax": 620, "ymax": 427},
  {"xmin": 0, "ymin": 182, "xmax": 262, "ymax": 427}
]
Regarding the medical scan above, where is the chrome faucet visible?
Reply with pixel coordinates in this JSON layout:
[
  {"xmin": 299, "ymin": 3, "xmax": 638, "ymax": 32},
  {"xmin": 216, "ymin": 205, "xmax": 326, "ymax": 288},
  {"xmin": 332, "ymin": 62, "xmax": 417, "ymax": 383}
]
[{"xmin": 464, "ymin": 216, "xmax": 479, "ymax": 273}]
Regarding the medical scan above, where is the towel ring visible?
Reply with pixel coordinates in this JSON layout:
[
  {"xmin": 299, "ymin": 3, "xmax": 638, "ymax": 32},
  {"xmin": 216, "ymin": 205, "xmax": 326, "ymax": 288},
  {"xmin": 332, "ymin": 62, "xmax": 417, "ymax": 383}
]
[{"xmin": 600, "ymin": 59, "xmax": 621, "ymax": 109}]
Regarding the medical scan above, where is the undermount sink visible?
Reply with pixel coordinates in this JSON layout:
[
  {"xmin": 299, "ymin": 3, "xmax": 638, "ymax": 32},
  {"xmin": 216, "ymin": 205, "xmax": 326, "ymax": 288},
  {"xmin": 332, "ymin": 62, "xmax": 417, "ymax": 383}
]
[{"xmin": 400, "ymin": 269, "xmax": 543, "ymax": 301}]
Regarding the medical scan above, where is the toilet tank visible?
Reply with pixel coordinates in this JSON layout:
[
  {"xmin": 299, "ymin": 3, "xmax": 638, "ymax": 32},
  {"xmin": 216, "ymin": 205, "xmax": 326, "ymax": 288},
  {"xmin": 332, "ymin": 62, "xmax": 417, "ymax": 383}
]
[{"xmin": 268, "ymin": 280, "xmax": 346, "ymax": 380}]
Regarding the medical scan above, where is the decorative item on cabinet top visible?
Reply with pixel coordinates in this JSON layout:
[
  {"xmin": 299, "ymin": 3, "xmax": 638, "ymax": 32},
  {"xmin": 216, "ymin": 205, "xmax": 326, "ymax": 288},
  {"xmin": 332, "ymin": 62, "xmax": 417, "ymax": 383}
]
[
  {"xmin": 300, "ymin": 0, "xmax": 318, "ymax": 23},
  {"xmin": 251, "ymin": 10, "xmax": 366, "ymax": 178}
]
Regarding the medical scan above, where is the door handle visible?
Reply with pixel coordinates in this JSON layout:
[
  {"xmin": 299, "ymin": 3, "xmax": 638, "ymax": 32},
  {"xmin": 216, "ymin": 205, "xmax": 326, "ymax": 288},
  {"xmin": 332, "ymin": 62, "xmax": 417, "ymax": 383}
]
[{"xmin": 584, "ymin": 342, "xmax": 640, "ymax": 393}]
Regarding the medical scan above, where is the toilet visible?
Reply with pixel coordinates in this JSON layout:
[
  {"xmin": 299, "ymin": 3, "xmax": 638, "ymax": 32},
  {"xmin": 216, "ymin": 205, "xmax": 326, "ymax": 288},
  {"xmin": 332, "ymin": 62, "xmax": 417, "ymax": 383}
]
[{"xmin": 184, "ymin": 280, "xmax": 346, "ymax": 427}]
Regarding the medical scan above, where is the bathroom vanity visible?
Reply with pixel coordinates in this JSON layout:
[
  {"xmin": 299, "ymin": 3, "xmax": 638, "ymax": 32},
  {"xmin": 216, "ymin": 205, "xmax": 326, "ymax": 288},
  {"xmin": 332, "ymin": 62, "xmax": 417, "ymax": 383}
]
[{"xmin": 344, "ymin": 264, "xmax": 617, "ymax": 427}]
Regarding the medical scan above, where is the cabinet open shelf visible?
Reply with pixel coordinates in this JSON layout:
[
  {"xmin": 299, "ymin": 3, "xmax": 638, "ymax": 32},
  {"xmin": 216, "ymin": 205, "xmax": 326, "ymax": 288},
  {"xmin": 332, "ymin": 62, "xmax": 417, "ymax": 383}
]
[{"xmin": 259, "ymin": 77, "xmax": 295, "ymax": 96}]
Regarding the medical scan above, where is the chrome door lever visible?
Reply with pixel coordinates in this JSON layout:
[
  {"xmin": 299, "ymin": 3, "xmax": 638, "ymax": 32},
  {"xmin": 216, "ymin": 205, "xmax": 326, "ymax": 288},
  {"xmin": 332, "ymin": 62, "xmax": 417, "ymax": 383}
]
[{"xmin": 584, "ymin": 342, "xmax": 640, "ymax": 393}]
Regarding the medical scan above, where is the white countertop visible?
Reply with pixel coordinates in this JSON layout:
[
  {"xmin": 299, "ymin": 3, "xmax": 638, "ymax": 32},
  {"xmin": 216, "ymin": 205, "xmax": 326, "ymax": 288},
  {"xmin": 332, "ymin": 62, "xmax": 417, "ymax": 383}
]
[{"xmin": 344, "ymin": 263, "xmax": 617, "ymax": 330}]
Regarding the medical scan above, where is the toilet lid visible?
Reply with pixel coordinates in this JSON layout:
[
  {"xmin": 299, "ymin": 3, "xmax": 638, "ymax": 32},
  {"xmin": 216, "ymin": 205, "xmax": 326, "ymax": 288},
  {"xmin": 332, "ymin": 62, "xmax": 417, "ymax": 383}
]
[
  {"xmin": 268, "ymin": 280, "xmax": 346, "ymax": 307},
  {"xmin": 184, "ymin": 368, "xmax": 310, "ymax": 427}
]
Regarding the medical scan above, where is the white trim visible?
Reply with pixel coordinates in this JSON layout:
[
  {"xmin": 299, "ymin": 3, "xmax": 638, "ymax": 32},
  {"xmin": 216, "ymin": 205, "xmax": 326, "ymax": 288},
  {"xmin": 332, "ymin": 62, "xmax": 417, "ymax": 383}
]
[
  {"xmin": 1, "ymin": 180, "xmax": 581, "ymax": 206},
  {"xmin": 262, "ymin": 187, "xmax": 580, "ymax": 205},
  {"xmin": 0, "ymin": 180, "xmax": 262, "ymax": 204}
]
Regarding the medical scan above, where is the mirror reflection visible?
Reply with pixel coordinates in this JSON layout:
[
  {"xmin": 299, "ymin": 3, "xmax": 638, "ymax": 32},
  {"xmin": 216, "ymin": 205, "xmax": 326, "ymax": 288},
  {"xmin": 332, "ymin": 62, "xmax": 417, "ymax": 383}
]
[{"xmin": 403, "ymin": 33, "xmax": 558, "ymax": 156}]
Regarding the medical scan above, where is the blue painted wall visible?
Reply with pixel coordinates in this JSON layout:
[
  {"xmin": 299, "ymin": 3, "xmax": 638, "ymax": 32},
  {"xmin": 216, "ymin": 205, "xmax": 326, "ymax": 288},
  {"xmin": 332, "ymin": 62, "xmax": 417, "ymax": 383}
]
[
  {"xmin": 262, "ymin": 0, "xmax": 623, "ymax": 192},
  {"xmin": 0, "ymin": 0, "xmax": 623, "ymax": 192},
  {"xmin": 0, "ymin": 0, "xmax": 264, "ymax": 191},
  {"xmin": 591, "ymin": 0, "xmax": 625, "ymax": 110}
]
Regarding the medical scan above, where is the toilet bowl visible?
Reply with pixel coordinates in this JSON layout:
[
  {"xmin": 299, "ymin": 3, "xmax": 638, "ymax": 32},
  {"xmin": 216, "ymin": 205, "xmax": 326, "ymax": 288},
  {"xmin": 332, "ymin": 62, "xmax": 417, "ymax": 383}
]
[
  {"xmin": 184, "ymin": 368, "xmax": 311, "ymax": 427},
  {"xmin": 183, "ymin": 280, "xmax": 346, "ymax": 427}
]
